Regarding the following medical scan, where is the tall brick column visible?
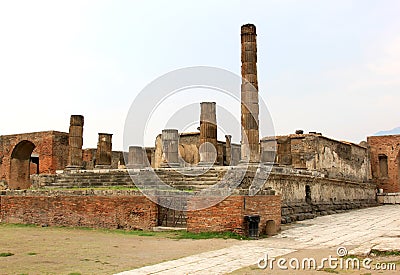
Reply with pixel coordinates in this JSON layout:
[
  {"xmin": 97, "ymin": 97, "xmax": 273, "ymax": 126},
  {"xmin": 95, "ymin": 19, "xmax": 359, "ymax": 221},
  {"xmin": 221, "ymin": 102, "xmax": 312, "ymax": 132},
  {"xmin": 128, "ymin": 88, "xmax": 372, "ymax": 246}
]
[
  {"xmin": 225, "ymin": 134, "xmax": 232, "ymax": 165},
  {"xmin": 241, "ymin": 24, "xmax": 260, "ymax": 163},
  {"xmin": 160, "ymin": 129, "xmax": 180, "ymax": 168},
  {"xmin": 67, "ymin": 115, "xmax": 84, "ymax": 169},
  {"xmin": 95, "ymin": 133, "xmax": 113, "ymax": 168},
  {"xmin": 127, "ymin": 146, "xmax": 147, "ymax": 169},
  {"xmin": 198, "ymin": 102, "xmax": 218, "ymax": 165}
]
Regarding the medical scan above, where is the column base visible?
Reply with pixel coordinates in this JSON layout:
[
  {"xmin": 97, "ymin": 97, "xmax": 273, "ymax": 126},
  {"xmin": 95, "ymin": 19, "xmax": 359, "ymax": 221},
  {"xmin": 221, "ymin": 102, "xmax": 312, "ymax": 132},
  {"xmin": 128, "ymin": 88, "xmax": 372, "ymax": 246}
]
[
  {"xmin": 260, "ymin": 161, "xmax": 277, "ymax": 166},
  {"xmin": 126, "ymin": 164, "xmax": 146, "ymax": 169},
  {"xmin": 197, "ymin": 161, "xmax": 217, "ymax": 167},
  {"xmin": 160, "ymin": 162, "xmax": 181, "ymax": 168},
  {"xmin": 65, "ymin": 165, "xmax": 84, "ymax": 171},
  {"xmin": 238, "ymin": 160, "xmax": 261, "ymax": 166},
  {"xmin": 94, "ymin": 165, "xmax": 112, "ymax": 170}
]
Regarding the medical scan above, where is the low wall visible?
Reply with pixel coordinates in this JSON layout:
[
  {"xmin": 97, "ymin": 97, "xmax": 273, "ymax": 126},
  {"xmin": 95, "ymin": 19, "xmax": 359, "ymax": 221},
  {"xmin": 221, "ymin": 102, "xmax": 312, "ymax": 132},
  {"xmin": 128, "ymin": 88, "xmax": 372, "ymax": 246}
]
[
  {"xmin": 233, "ymin": 166, "xmax": 378, "ymax": 224},
  {"xmin": 377, "ymin": 193, "xmax": 400, "ymax": 204},
  {"xmin": 265, "ymin": 172, "xmax": 378, "ymax": 223},
  {"xmin": 187, "ymin": 195, "xmax": 281, "ymax": 236},
  {"xmin": 0, "ymin": 190, "xmax": 158, "ymax": 230},
  {"xmin": 0, "ymin": 190, "xmax": 281, "ymax": 236}
]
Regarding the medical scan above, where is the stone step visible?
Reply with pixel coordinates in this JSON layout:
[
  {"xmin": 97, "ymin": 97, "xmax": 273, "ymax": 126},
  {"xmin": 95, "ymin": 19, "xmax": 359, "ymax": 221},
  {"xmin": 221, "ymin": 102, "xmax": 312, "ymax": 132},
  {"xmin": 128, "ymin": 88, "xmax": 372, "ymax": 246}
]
[
  {"xmin": 44, "ymin": 184, "xmax": 136, "ymax": 189},
  {"xmin": 55, "ymin": 178, "xmax": 132, "ymax": 183},
  {"xmin": 168, "ymin": 180, "xmax": 218, "ymax": 186},
  {"xmin": 155, "ymin": 172, "xmax": 221, "ymax": 178},
  {"xmin": 47, "ymin": 181, "xmax": 135, "ymax": 187}
]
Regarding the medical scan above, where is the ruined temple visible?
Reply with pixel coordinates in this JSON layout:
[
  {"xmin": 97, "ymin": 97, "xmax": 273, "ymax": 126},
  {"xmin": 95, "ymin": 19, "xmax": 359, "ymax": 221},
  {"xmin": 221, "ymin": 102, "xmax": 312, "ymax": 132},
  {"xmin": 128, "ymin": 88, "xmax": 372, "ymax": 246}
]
[{"xmin": 0, "ymin": 24, "xmax": 398, "ymax": 237}]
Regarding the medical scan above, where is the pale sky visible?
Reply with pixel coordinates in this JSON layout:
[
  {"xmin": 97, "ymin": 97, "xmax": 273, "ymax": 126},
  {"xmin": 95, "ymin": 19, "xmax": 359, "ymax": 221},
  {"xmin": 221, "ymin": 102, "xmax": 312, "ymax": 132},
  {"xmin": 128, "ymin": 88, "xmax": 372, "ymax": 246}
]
[{"xmin": 1, "ymin": 0, "xmax": 399, "ymax": 150}]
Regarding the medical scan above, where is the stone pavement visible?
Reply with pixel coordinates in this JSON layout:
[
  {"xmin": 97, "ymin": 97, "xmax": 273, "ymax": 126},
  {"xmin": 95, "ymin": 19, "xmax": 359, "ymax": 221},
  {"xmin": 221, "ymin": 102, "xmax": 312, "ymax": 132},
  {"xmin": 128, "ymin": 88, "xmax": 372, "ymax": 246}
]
[{"xmin": 116, "ymin": 205, "xmax": 400, "ymax": 275}]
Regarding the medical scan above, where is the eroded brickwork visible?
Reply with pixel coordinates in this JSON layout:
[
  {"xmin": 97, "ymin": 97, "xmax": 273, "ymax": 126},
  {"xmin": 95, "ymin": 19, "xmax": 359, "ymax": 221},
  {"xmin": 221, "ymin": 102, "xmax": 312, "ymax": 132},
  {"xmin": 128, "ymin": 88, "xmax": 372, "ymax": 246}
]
[
  {"xmin": 368, "ymin": 135, "xmax": 400, "ymax": 193},
  {"xmin": 82, "ymin": 148, "xmax": 125, "ymax": 169},
  {"xmin": 187, "ymin": 195, "xmax": 281, "ymax": 235},
  {"xmin": 0, "ymin": 131, "xmax": 69, "ymax": 189},
  {"xmin": 0, "ymin": 191, "xmax": 280, "ymax": 236},
  {"xmin": 0, "ymin": 191, "xmax": 157, "ymax": 230}
]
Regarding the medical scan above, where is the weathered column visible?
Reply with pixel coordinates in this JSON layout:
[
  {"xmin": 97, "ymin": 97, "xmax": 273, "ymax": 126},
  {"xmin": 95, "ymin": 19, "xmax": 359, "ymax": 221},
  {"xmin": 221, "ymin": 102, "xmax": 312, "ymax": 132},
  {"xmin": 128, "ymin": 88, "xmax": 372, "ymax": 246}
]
[
  {"xmin": 127, "ymin": 146, "xmax": 147, "ymax": 169},
  {"xmin": 225, "ymin": 134, "xmax": 232, "ymax": 165},
  {"xmin": 95, "ymin": 133, "xmax": 112, "ymax": 168},
  {"xmin": 66, "ymin": 115, "xmax": 84, "ymax": 169},
  {"xmin": 241, "ymin": 24, "xmax": 260, "ymax": 163},
  {"xmin": 198, "ymin": 102, "xmax": 218, "ymax": 165},
  {"xmin": 160, "ymin": 129, "xmax": 180, "ymax": 168}
]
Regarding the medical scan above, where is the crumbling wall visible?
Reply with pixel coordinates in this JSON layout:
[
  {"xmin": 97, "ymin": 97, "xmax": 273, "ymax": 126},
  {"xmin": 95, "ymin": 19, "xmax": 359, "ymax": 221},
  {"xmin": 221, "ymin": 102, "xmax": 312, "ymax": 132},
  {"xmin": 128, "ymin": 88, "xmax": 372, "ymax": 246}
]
[
  {"xmin": 367, "ymin": 135, "xmax": 400, "ymax": 193},
  {"xmin": 154, "ymin": 132, "xmax": 240, "ymax": 167},
  {"xmin": 274, "ymin": 134, "xmax": 369, "ymax": 182},
  {"xmin": 178, "ymin": 133, "xmax": 200, "ymax": 166},
  {"xmin": 0, "ymin": 131, "xmax": 69, "ymax": 188},
  {"xmin": 259, "ymin": 167, "xmax": 377, "ymax": 224},
  {"xmin": 0, "ymin": 190, "xmax": 280, "ymax": 236},
  {"xmin": 187, "ymin": 195, "xmax": 281, "ymax": 235},
  {"xmin": 0, "ymin": 190, "xmax": 157, "ymax": 230},
  {"xmin": 82, "ymin": 148, "xmax": 125, "ymax": 169}
]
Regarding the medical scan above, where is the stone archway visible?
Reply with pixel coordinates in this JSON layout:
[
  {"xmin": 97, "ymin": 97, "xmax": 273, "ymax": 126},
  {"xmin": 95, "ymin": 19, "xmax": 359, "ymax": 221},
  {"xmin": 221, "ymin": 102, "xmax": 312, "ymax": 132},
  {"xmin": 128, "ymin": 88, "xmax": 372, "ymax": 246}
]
[{"xmin": 9, "ymin": 140, "xmax": 36, "ymax": 190}]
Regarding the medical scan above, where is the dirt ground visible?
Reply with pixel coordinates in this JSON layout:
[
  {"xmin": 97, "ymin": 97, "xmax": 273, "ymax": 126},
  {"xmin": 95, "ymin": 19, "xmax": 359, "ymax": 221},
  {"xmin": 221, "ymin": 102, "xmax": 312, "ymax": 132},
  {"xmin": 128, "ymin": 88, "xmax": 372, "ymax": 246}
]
[
  {"xmin": 0, "ymin": 224, "xmax": 239, "ymax": 275},
  {"xmin": 1, "ymin": 224, "xmax": 399, "ymax": 275},
  {"xmin": 231, "ymin": 247, "xmax": 400, "ymax": 275}
]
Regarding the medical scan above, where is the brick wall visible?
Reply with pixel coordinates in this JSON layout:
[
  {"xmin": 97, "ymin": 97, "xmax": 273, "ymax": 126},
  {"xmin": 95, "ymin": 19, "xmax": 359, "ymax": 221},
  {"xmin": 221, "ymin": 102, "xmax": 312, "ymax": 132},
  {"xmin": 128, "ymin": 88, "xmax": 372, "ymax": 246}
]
[
  {"xmin": 187, "ymin": 195, "xmax": 281, "ymax": 235},
  {"xmin": 0, "ymin": 191, "xmax": 281, "ymax": 236},
  {"xmin": 0, "ymin": 191, "xmax": 157, "ymax": 230},
  {"xmin": 0, "ymin": 131, "xmax": 69, "ymax": 189},
  {"xmin": 244, "ymin": 195, "xmax": 281, "ymax": 233},
  {"xmin": 187, "ymin": 196, "xmax": 244, "ymax": 234},
  {"xmin": 0, "ymin": 191, "xmax": 281, "ymax": 234},
  {"xmin": 368, "ymin": 135, "xmax": 400, "ymax": 193}
]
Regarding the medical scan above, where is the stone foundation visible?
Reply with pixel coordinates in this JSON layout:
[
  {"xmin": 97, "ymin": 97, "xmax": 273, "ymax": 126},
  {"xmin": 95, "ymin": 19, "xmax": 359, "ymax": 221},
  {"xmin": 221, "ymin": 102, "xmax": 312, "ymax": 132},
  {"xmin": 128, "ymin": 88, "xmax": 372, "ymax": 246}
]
[{"xmin": 377, "ymin": 193, "xmax": 400, "ymax": 204}]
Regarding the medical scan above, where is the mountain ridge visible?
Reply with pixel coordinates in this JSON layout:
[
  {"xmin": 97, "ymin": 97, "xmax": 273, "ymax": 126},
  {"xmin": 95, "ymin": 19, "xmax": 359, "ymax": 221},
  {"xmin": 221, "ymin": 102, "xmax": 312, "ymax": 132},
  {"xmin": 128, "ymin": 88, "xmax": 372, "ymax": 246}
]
[{"xmin": 374, "ymin": 126, "xmax": 400, "ymax": 136}]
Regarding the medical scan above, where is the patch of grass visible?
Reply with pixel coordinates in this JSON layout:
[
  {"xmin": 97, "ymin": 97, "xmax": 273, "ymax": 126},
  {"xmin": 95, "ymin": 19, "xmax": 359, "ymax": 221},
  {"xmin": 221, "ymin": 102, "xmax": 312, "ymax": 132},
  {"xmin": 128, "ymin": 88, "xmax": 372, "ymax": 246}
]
[
  {"xmin": 27, "ymin": 252, "xmax": 37, "ymax": 256},
  {"xmin": 68, "ymin": 273, "xmax": 82, "ymax": 275},
  {"xmin": 371, "ymin": 250, "xmax": 400, "ymax": 256},
  {"xmin": 343, "ymin": 254, "xmax": 360, "ymax": 260},
  {"xmin": 170, "ymin": 231, "xmax": 247, "ymax": 240},
  {"xmin": 1, "ymin": 222, "xmax": 247, "ymax": 240},
  {"xmin": 0, "ymin": 252, "xmax": 14, "ymax": 257},
  {"xmin": 0, "ymin": 223, "xmax": 39, "ymax": 229},
  {"xmin": 320, "ymin": 268, "xmax": 339, "ymax": 274},
  {"xmin": 137, "ymin": 232, "xmax": 155, "ymax": 236},
  {"xmin": 38, "ymin": 186, "xmax": 139, "ymax": 191},
  {"xmin": 360, "ymin": 273, "xmax": 372, "ymax": 275}
]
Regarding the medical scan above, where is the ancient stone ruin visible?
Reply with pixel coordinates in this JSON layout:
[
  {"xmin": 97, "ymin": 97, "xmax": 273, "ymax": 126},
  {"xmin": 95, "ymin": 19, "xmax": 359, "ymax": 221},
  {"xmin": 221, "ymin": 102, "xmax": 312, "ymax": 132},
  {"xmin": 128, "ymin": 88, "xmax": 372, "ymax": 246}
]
[{"xmin": 0, "ymin": 24, "xmax": 398, "ymax": 237}]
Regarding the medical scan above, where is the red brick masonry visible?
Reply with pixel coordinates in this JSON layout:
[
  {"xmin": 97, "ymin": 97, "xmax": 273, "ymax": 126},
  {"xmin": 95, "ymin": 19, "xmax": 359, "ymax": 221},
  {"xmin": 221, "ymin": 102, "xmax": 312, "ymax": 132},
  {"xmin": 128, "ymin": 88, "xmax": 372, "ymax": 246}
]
[
  {"xmin": 187, "ymin": 195, "xmax": 281, "ymax": 235},
  {"xmin": 0, "ymin": 191, "xmax": 281, "ymax": 235},
  {"xmin": 368, "ymin": 135, "xmax": 400, "ymax": 193},
  {"xmin": 0, "ymin": 192, "xmax": 158, "ymax": 230}
]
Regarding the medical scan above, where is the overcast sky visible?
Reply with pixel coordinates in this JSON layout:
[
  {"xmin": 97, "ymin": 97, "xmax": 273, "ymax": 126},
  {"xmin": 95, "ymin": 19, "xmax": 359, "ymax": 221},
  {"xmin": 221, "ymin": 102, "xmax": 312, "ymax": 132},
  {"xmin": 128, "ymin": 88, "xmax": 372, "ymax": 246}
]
[{"xmin": 1, "ymin": 0, "xmax": 399, "ymax": 150}]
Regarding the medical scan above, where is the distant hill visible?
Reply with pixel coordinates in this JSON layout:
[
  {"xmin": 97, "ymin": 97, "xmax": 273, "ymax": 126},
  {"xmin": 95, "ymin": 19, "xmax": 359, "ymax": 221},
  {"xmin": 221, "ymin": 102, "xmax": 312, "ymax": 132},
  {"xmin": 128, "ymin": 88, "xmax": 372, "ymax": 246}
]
[{"xmin": 374, "ymin": 127, "xmax": 400, "ymax": 136}]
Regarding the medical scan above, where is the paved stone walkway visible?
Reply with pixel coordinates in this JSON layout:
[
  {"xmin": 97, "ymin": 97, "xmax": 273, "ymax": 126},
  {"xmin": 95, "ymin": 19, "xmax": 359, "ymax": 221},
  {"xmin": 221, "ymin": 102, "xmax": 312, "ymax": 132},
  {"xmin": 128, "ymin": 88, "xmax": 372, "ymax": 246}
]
[{"xmin": 116, "ymin": 205, "xmax": 400, "ymax": 274}]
